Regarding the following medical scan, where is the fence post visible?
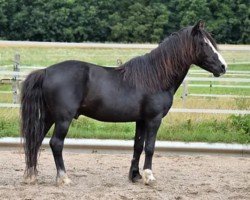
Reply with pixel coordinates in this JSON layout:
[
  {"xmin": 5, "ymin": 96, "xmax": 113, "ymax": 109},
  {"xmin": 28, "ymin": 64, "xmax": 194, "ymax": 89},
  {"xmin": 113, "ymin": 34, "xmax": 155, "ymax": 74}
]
[
  {"xmin": 182, "ymin": 80, "xmax": 188, "ymax": 108},
  {"xmin": 12, "ymin": 53, "xmax": 20, "ymax": 104}
]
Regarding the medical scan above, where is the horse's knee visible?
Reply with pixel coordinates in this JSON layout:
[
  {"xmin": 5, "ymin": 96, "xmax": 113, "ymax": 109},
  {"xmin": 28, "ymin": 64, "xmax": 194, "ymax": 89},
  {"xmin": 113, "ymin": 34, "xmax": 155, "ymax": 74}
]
[
  {"xmin": 50, "ymin": 121, "xmax": 70, "ymax": 152},
  {"xmin": 50, "ymin": 137, "xmax": 63, "ymax": 153},
  {"xmin": 135, "ymin": 144, "xmax": 143, "ymax": 153}
]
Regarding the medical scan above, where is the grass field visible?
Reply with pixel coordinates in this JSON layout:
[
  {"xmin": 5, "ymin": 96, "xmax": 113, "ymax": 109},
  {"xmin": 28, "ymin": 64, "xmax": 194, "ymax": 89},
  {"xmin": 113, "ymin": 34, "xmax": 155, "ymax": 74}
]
[
  {"xmin": 0, "ymin": 44, "xmax": 249, "ymax": 143},
  {"xmin": 0, "ymin": 45, "xmax": 249, "ymax": 67},
  {"xmin": 0, "ymin": 108, "xmax": 249, "ymax": 143}
]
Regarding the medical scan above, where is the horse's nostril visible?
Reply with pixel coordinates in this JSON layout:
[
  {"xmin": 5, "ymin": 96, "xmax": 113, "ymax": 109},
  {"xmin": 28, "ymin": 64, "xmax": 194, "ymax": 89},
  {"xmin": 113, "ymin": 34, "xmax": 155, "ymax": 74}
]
[{"xmin": 221, "ymin": 64, "xmax": 226, "ymax": 72}]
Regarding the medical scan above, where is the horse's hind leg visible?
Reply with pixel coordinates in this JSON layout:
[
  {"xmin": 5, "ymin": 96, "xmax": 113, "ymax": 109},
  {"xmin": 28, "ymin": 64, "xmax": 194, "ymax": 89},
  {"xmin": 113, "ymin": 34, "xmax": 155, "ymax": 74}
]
[
  {"xmin": 129, "ymin": 120, "xmax": 146, "ymax": 182},
  {"xmin": 50, "ymin": 119, "xmax": 72, "ymax": 186}
]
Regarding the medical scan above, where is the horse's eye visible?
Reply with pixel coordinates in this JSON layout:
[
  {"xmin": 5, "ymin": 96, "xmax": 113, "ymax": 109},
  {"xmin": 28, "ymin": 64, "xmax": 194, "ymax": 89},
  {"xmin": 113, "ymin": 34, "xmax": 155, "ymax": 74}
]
[{"xmin": 201, "ymin": 42, "xmax": 209, "ymax": 47}]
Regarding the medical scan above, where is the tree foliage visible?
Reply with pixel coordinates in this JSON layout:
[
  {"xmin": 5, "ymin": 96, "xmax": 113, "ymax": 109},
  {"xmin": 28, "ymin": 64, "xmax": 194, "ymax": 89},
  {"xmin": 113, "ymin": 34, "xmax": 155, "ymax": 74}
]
[{"xmin": 0, "ymin": 0, "xmax": 249, "ymax": 43}]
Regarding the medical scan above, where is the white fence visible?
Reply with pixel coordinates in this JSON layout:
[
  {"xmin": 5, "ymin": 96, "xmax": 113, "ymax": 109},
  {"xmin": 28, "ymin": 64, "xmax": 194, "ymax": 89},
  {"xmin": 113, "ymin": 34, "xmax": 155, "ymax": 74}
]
[
  {"xmin": 0, "ymin": 41, "xmax": 249, "ymax": 50},
  {"xmin": 0, "ymin": 103, "xmax": 249, "ymax": 115},
  {"xmin": 181, "ymin": 76, "xmax": 250, "ymax": 99},
  {"xmin": 0, "ymin": 52, "xmax": 250, "ymax": 115}
]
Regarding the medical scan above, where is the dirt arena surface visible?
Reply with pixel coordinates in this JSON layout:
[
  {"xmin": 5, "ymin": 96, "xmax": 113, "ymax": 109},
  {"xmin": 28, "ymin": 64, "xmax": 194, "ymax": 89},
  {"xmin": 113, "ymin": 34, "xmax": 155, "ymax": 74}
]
[{"xmin": 0, "ymin": 150, "xmax": 249, "ymax": 200}]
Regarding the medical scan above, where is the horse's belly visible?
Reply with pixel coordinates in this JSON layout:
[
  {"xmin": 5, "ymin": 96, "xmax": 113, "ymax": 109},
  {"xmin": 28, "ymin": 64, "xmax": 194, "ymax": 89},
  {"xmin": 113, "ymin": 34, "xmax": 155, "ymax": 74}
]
[
  {"xmin": 80, "ymin": 107, "xmax": 140, "ymax": 122},
  {"xmin": 80, "ymin": 99, "xmax": 141, "ymax": 122}
]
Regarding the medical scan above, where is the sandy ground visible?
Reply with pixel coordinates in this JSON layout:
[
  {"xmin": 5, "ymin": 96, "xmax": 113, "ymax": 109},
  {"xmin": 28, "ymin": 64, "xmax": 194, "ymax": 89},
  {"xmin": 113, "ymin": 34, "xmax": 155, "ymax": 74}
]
[{"xmin": 0, "ymin": 150, "xmax": 249, "ymax": 200}]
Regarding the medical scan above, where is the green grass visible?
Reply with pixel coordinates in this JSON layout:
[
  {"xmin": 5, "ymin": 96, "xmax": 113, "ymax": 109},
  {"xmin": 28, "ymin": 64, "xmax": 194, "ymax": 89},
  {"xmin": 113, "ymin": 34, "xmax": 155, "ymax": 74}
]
[
  {"xmin": 222, "ymin": 64, "xmax": 250, "ymax": 71},
  {"xmin": 0, "ymin": 108, "xmax": 249, "ymax": 143},
  {"xmin": 69, "ymin": 114, "xmax": 250, "ymax": 144},
  {"xmin": 220, "ymin": 50, "xmax": 250, "ymax": 65},
  {"xmin": 188, "ymin": 87, "xmax": 250, "ymax": 96},
  {"xmin": 0, "ymin": 45, "xmax": 249, "ymax": 67},
  {"xmin": 0, "ymin": 84, "xmax": 12, "ymax": 91},
  {"xmin": 158, "ymin": 115, "xmax": 250, "ymax": 143},
  {"xmin": 0, "ymin": 46, "xmax": 148, "ymax": 67}
]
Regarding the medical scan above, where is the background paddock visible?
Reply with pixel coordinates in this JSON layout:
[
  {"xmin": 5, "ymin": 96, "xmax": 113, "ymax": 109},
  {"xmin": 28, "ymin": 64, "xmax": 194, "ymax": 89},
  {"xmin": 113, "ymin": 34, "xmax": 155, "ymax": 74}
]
[{"xmin": 0, "ymin": 42, "xmax": 249, "ymax": 143}]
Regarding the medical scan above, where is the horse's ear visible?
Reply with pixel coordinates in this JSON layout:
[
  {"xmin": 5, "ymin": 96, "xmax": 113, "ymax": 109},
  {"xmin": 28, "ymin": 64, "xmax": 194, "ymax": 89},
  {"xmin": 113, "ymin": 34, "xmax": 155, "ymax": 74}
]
[{"xmin": 191, "ymin": 20, "xmax": 205, "ymax": 35}]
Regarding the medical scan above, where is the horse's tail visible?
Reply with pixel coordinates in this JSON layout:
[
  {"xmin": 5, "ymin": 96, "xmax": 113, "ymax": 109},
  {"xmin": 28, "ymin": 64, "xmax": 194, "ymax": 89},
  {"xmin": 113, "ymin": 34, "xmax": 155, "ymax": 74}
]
[{"xmin": 21, "ymin": 69, "xmax": 46, "ymax": 177}]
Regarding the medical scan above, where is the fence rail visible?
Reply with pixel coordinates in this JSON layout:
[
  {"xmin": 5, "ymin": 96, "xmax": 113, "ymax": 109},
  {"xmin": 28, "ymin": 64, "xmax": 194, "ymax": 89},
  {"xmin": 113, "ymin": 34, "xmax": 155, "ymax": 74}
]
[
  {"xmin": 0, "ymin": 103, "xmax": 249, "ymax": 115},
  {"xmin": 185, "ymin": 77, "xmax": 250, "ymax": 82},
  {"xmin": 188, "ymin": 94, "xmax": 250, "ymax": 99},
  {"xmin": 2, "ymin": 70, "xmax": 250, "ymax": 81},
  {"xmin": 0, "ymin": 41, "xmax": 250, "ymax": 51},
  {"xmin": 188, "ymin": 84, "xmax": 250, "ymax": 89},
  {"xmin": 170, "ymin": 108, "xmax": 250, "ymax": 115}
]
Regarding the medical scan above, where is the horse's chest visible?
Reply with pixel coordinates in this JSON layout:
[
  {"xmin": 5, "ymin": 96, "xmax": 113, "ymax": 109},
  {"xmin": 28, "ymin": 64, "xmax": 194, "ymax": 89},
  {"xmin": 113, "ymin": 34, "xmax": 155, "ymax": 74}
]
[{"xmin": 142, "ymin": 93, "xmax": 173, "ymax": 118}]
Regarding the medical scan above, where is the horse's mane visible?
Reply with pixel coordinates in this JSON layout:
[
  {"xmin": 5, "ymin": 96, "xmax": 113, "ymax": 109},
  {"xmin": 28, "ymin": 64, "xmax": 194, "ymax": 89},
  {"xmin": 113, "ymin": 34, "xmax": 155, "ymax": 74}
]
[{"xmin": 116, "ymin": 26, "xmax": 217, "ymax": 92}]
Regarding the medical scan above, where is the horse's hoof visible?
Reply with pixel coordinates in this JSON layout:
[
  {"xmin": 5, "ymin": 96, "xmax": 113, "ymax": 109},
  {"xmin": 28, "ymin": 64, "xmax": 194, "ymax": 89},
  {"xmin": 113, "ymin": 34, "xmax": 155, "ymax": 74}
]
[
  {"xmin": 129, "ymin": 168, "xmax": 142, "ymax": 182},
  {"xmin": 23, "ymin": 175, "xmax": 37, "ymax": 185},
  {"xmin": 142, "ymin": 169, "xmax": 156, "ymax": 185},
  {"xmin": 56, "ymin": 175, "xmax": 72, "ymax": 186},
  {"xmin": 132, "ymin": 173, "xmax": 142, "ymax": 182}
]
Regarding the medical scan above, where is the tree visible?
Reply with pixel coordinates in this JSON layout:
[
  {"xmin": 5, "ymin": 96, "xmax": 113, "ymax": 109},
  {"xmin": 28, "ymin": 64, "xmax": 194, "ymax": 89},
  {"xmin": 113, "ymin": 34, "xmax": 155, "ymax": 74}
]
[{"xmin": 0, "ymin": 0, "xmax": 248, "ymax": 43}]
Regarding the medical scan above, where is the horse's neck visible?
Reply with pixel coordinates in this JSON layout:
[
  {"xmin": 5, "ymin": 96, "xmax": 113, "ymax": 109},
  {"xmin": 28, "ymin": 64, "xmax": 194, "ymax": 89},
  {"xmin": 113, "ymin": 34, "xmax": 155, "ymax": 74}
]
[
  {"xmin": 147, "ymin": 38, "xmax": 195, "ymax": 93},
  {"xmin": 171, "ymin": 66, "xmax": 190, "ymax": 94},
  {"xmin": 148, "ymin": 50, "xmax": 192, "ymax": 93}
]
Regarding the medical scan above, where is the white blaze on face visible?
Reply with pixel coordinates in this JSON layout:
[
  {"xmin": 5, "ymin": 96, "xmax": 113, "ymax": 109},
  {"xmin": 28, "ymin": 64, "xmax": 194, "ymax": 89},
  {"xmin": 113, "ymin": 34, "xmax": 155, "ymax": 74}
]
[{"xmin": 204, "ymin": 37, "xmax": 227, "ymax": 69}]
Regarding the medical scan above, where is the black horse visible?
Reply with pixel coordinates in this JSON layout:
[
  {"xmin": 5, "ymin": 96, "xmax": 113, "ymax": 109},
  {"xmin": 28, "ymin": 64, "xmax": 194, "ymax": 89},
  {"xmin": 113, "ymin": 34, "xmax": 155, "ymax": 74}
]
[{"xmin": 21, "ymin": 21, "xmax": 227, "ymax": 185}]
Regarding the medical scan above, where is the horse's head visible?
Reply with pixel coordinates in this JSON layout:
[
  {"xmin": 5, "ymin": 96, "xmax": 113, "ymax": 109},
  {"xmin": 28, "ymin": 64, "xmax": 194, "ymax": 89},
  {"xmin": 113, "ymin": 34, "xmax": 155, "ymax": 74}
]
[{"xmin": 191, "ymin": 20, "xmax": 227, "ymax": 77}]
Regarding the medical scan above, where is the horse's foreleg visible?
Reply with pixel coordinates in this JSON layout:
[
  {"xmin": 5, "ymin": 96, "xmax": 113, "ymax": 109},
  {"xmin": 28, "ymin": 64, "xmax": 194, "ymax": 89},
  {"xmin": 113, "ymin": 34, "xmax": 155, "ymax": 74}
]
[
  {"xmin": 50, "ymin": 120, "xmax": 72, "ymax": 186},
  {"xmin": 129, "ymin": 120, "xmax": 146, "ymax": 182},
  {"xmin": 142, "ymin": 117, "xmax": 161, "ymax": 185}
]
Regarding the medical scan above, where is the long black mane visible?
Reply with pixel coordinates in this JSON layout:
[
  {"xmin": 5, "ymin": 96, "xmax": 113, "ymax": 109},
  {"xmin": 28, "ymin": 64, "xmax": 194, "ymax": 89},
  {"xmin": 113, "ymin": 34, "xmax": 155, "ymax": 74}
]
[{"xmin": 116, "ymin": 26, "xmax": 217, "ymax": 92}]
